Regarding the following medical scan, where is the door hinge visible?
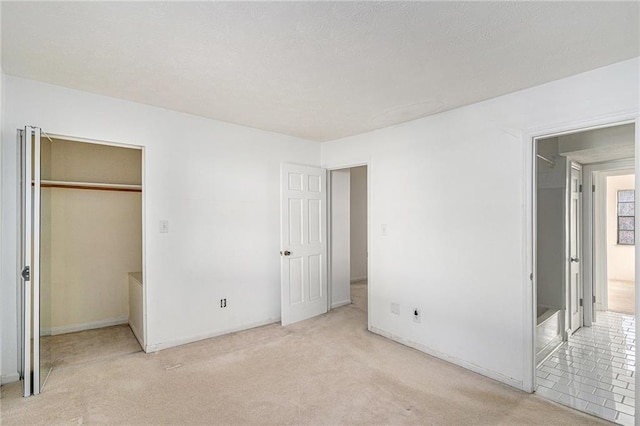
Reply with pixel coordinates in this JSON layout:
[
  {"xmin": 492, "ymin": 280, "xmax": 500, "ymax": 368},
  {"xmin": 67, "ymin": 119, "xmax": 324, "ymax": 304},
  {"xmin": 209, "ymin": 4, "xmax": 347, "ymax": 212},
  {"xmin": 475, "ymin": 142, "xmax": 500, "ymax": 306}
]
[
  {"xmin": 529, "ymin": 273, "xmax": 533, "ymax": 281},
  {"xmin": 592, "ymin": 184, "xmax": 595, "ymax": 192},
  {"xmin": 579, "ymin": 298, "xmax": 583, "ymax": 307},
  {"xmin": 593, "ymin": 295, "xmax": 596, "ymax": 303},
  {"xmin": 21, "ymin": 266, "xmax": 30, "ymax": 282},
  {"xmin": 579, "ymin": 184, "xmax": 583, "ymax": 193}
]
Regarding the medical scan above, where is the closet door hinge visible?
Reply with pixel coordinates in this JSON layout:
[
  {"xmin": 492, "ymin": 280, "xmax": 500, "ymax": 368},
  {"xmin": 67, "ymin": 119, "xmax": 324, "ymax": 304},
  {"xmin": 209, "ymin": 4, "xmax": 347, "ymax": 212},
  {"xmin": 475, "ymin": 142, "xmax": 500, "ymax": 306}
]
[
  {"xmin": 593, "ymin": 295, "xmax": 596, "ymax": 303},
  {"xmin": 592, "ymin": 184, "xmax": 596, "ymax": 192},
  {"xmin": 579, "ymin": 184, "xmax": 583, "ymax": 193},
  {"xmin": 21, "ymin": 266, "xmax": 30, "ymax": 282},
  {"xmin": 579, "ymin": 298, "xmax": 583, "ymax": 307}
]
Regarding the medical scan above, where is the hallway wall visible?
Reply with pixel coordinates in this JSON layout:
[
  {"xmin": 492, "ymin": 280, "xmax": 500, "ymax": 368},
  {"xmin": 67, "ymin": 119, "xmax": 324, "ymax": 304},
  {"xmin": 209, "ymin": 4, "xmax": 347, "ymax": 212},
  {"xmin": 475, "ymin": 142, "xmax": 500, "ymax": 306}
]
[
  {"xmin": 350, "ymin": 166, "xmax": 368, "ymax": 282},
  {"xmin": 536, "ymin": 137, "xmax": 566, "ymax": 310}
]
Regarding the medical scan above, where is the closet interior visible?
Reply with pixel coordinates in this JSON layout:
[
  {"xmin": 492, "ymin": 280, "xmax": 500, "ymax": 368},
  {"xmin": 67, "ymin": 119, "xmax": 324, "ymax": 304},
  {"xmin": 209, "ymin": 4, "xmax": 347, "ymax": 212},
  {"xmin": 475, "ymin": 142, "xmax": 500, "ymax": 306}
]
[{"xmin": 39, "ymin": 137, "xmax": 143, "ymax": 384}]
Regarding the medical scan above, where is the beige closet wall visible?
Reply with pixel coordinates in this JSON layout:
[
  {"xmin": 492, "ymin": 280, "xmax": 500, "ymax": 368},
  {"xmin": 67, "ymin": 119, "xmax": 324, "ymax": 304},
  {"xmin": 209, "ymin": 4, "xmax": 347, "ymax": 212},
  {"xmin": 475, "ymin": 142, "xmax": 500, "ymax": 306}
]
[{"xmin": 41, "ymin": 139, "xmax": 142, "ymax": 334}]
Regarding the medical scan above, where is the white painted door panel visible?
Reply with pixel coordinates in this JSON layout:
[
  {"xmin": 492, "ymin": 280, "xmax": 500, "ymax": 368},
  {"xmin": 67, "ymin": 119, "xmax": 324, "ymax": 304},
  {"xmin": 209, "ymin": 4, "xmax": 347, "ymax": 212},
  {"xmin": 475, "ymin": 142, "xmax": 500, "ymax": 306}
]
[
  {"xmin": 281, "ymin": 164, "xmax": 327, "ymax": 325},
  {"xmin": 569, "ymin": 165, "xmax": 582, "ymax": 334}
]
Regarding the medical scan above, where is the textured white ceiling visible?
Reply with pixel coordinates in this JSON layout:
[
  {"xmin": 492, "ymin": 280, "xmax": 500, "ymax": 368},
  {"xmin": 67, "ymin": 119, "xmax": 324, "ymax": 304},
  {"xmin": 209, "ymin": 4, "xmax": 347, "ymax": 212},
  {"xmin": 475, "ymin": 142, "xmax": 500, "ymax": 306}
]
[{"xmin": 2, "ymin": 2, "xmax": 638, "ymax": 141}]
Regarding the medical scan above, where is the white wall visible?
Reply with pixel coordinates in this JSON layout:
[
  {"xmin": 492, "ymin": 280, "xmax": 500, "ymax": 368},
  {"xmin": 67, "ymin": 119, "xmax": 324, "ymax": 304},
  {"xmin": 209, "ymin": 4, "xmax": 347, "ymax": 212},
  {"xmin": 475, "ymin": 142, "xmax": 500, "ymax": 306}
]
[
  {"xmin": 321, "ymin": 58, "xmax": 639, "ymax": 389},
  {"xmin": 350, "ymin": 166, "xmax": 368, "ymax": 281},
  {"xmin": 330, "ymin": 169, "xmax": 351, "ymax": 307},
  {"xmin": 536, "ymin": 138, "xmax": 566, "ymax": 310},
  {"xmin": 1, "ymin": 76, "xmax": 320, "ymax": 381},
  {"xmin": 607, "ymin": 174, "xmax": 635, "ymax": 282}
]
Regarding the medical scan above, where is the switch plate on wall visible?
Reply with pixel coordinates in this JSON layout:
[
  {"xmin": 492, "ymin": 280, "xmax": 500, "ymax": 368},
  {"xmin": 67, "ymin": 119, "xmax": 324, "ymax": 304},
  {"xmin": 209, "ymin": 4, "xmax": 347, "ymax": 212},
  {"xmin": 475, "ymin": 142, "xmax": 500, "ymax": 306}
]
[
  {"xmin": 160, "ymin": 220, "xmax": 169, "ymax": 233},
  {"xmin": 381, "ymin": 224, "xmax": 388, "ymax": 236}
]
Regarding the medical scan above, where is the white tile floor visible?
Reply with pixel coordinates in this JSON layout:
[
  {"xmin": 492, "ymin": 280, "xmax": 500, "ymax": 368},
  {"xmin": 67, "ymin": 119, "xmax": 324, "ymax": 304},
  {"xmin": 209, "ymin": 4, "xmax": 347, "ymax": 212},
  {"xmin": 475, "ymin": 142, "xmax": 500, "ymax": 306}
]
[{"xmin": 537, "ymin": 311, "xmax": 635, "ymax": 425}]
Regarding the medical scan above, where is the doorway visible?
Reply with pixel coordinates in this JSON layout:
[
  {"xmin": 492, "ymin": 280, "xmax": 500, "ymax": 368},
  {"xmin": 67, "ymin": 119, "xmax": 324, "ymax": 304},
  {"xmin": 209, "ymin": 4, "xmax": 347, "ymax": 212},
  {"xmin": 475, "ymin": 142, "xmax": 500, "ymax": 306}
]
[
  {"xmin": 533, "ymin": 122, "xmax": 636, "ymax": 423},
  {"xmin": 19, "ymin": 128, "xmax": 145, "ymax": 396},
  {"xmin": 329, "ymin": 165, "xmax": 369, "ymax": 317},
  {"xmin": 605, "ymin": 174, "xmax": 635, "ymax": 315}
]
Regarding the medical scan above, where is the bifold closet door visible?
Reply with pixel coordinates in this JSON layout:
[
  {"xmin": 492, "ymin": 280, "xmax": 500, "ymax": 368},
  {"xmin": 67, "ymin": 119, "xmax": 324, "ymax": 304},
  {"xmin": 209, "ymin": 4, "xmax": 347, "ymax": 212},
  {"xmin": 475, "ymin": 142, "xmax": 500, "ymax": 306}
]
[{"xmin": 19, "ymin": 126, "xmax": 42, "ymax": 396}]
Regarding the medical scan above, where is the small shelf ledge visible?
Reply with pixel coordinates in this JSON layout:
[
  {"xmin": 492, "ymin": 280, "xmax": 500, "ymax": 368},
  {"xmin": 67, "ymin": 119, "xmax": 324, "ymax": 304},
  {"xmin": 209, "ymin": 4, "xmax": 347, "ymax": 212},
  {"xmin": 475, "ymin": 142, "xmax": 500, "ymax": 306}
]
[{"xmin": 38, "ymin": 180, "xmax": 142, "ymax": 192}]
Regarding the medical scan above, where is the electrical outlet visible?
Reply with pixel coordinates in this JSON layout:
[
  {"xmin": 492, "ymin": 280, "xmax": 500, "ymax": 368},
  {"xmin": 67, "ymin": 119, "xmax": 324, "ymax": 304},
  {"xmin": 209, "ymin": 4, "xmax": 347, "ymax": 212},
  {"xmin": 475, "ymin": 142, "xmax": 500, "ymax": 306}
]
[
  {"xmin": 413, "ymin": 308, "xmax": 421, "ymax": 323},
  {"xmin": 220, "ymin": 298, "xmax": 227, "ymax": 308},
  {"xmin": 391, "ymin": 302, "xmax": 400, "ymax": 315},
  {"xmin": 159, "ymin": 220, "xmax": 169, "ymax": 233}
]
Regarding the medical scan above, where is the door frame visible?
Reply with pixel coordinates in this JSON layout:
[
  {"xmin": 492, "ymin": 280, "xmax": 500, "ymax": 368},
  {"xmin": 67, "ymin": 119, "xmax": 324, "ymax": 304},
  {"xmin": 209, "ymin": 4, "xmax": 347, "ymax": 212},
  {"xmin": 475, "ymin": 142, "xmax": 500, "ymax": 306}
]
[
  {"xmin": 43, "ymin": 131, "xmax": 147, "ymax": 349},
  {"xmin": 523, "ymin": 113, "xmax": 639, "ymax": 394},
  {"xmin": 17, "ymin": 130, "xmax": 147, "ymax": 396},
  {"xmin": 325, "ymin": 160, "xmax": 371, "ymax": 330},
  {"xmin": 584, "ymin": 160, "xmax": 634, "ymax": 315}
]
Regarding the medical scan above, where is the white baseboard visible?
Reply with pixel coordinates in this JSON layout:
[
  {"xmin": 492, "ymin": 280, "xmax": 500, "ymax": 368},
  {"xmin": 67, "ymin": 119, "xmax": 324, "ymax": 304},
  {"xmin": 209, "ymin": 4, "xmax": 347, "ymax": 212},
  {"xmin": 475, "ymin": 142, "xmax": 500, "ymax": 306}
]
[
  {"xmin": 370, "ymin": 326, "xmax": 524, "ymax": 391},
  {"xmin": 350, "ymin": 276, "xmax": 367, "ymax": 283},
  {"xmin": 41, "ymin": 316, "xmax": 129, "ymax": 336},
  {"xmin": 145, "ymin": 317, "xmax": 281, "ymax": 353},
  {"xmin": 331, "ymin": 299, "xmax": 351, "ymax": 309},
  {"xmin": 1, "ymin": 372, "xmax": 21, "ymax": 385}
]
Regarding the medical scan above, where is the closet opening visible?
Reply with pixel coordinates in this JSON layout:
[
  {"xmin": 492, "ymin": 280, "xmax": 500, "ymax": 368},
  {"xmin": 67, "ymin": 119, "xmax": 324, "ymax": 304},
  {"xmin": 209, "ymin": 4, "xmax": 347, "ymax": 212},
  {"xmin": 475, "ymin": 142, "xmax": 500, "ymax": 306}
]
[{"xmin": 37, "ymin": 135, "xmax": 144, "ymax": 390}]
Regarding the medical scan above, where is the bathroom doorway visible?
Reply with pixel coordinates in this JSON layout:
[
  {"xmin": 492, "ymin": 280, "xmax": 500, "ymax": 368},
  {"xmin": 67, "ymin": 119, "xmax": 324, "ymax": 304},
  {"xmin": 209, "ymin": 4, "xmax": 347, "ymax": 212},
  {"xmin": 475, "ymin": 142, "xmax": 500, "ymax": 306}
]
[{"xmin": 533, "ymin": 122, "xmax": 636, "ymax": 423}]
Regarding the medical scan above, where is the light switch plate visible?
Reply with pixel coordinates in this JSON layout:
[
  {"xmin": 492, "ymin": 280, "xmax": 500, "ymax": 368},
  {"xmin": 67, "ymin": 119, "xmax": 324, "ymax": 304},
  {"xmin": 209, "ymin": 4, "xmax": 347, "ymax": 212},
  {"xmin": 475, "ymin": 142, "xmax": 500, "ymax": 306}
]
[{"xmin": 160, "ymin": 220, "xmax": 169, "ymax": 233}]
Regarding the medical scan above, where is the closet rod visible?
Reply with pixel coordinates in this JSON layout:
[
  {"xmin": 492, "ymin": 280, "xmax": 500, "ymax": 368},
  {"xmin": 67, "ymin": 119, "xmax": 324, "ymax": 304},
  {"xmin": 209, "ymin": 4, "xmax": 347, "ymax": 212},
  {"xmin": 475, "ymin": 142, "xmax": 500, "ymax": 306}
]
[
  {"xmin": 536, "ymin": 154, "xmax": 556, "ymax": 167},
  {"xmin": 35, "ymin": 180, "xmax": 142, "ymax": 193}
]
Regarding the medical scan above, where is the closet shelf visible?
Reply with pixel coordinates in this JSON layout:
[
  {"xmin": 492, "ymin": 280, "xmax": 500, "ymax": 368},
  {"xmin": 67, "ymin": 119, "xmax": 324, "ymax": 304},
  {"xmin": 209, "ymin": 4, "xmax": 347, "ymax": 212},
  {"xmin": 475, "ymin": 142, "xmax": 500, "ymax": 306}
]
[{"xmin": 37, "ymin": 180, "xmax": 142, "ymax": 193}]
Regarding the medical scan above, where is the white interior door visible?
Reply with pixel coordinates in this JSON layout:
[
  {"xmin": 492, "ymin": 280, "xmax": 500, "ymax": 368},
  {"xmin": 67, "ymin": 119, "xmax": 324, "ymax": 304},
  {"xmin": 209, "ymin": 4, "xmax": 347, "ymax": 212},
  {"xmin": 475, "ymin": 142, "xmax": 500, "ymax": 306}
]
[
  {"xmin": 280, "ymin": 164, "xmax": 327, "ymax": 325},
  {"xmin": 569, "ymin": 164, "xmax": 583, "ymax": 333},
  {"xmin": 20, "ymin": 126, "xmax": 41, "ymax": 396}
]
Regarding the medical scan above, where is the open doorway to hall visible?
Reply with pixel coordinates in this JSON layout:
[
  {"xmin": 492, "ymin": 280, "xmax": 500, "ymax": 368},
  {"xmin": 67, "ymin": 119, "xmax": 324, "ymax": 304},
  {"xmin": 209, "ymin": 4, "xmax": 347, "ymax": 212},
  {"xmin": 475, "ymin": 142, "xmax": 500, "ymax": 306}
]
[
  {"xmin": 330, "ymin": 166, "xmax": 368, "ymax": 316},
  {"xmin": 606, "ymin": 174, "xmax": 635, "ymax": 315},
  {"xmin": 534, "ymin": 122, "xmax": 636, "ymax": 425}
]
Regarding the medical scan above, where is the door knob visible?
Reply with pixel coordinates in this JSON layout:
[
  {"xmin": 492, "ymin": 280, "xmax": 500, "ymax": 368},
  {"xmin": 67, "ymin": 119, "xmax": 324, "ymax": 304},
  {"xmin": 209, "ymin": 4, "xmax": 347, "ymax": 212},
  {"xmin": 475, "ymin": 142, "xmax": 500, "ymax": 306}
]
[
  {"xmin": 280, "ymin": 250, "xmax": 291, "ymax": 256},
  {"xmin": 571, "ymin": 257, "xmax": 579, "ymax": 263}
]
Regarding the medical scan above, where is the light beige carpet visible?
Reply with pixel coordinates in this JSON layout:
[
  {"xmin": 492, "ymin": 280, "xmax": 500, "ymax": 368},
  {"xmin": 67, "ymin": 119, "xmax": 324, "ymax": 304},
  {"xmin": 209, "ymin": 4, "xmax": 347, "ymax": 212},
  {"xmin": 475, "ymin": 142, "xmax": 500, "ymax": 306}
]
[
  {"xmin": 1, "ymin": 282, "xmax": 606, "ymax": 425},
  {"xmin": 42, "ymin": 324, "xmax": 142, "ymax": 371}
]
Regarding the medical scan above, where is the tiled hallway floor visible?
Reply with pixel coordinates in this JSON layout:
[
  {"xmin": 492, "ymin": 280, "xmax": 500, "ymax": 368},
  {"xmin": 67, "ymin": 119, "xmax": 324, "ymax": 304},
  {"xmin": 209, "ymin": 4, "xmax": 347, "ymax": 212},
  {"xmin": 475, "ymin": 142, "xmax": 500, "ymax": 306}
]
[{"xmin": 536, "ymin": 311, "xmax": 635, "ymax": 425}]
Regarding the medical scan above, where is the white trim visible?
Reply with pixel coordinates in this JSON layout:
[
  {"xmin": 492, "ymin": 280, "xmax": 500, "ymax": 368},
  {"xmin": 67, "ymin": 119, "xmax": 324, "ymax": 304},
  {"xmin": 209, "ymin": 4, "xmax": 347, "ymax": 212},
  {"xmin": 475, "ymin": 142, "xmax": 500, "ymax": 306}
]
[
  {"xmin": 145, "ymin": 318, "xmax": 280, "ymax": 353},
  {"xmin": 40, "ymin": 317, "xmax": 129, "ymax": 336},
  {"xmin": 523, "ymin": 111, "xmax": 639, "ymax": 396},
  {"xmin": 33, "ymin": 128, "xmax": 41, "ymax": 394},
  {"xmin": 42, "ymin": 132, "xmax": 143, "ymax": 151},
  {"xmin": 331, "ymin": 299, "xmax": 351, "ymax": 309},
  {"xmin": 1, "ymin": 372, "xmax": 21, "ymax": 385},
  {"xmin": 583, "ymin": 160, "xmax": 634, "ymax": 318},
  {"xmin": 371, "ymin": 326, "xmax": 523, "ymax": 390}
]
